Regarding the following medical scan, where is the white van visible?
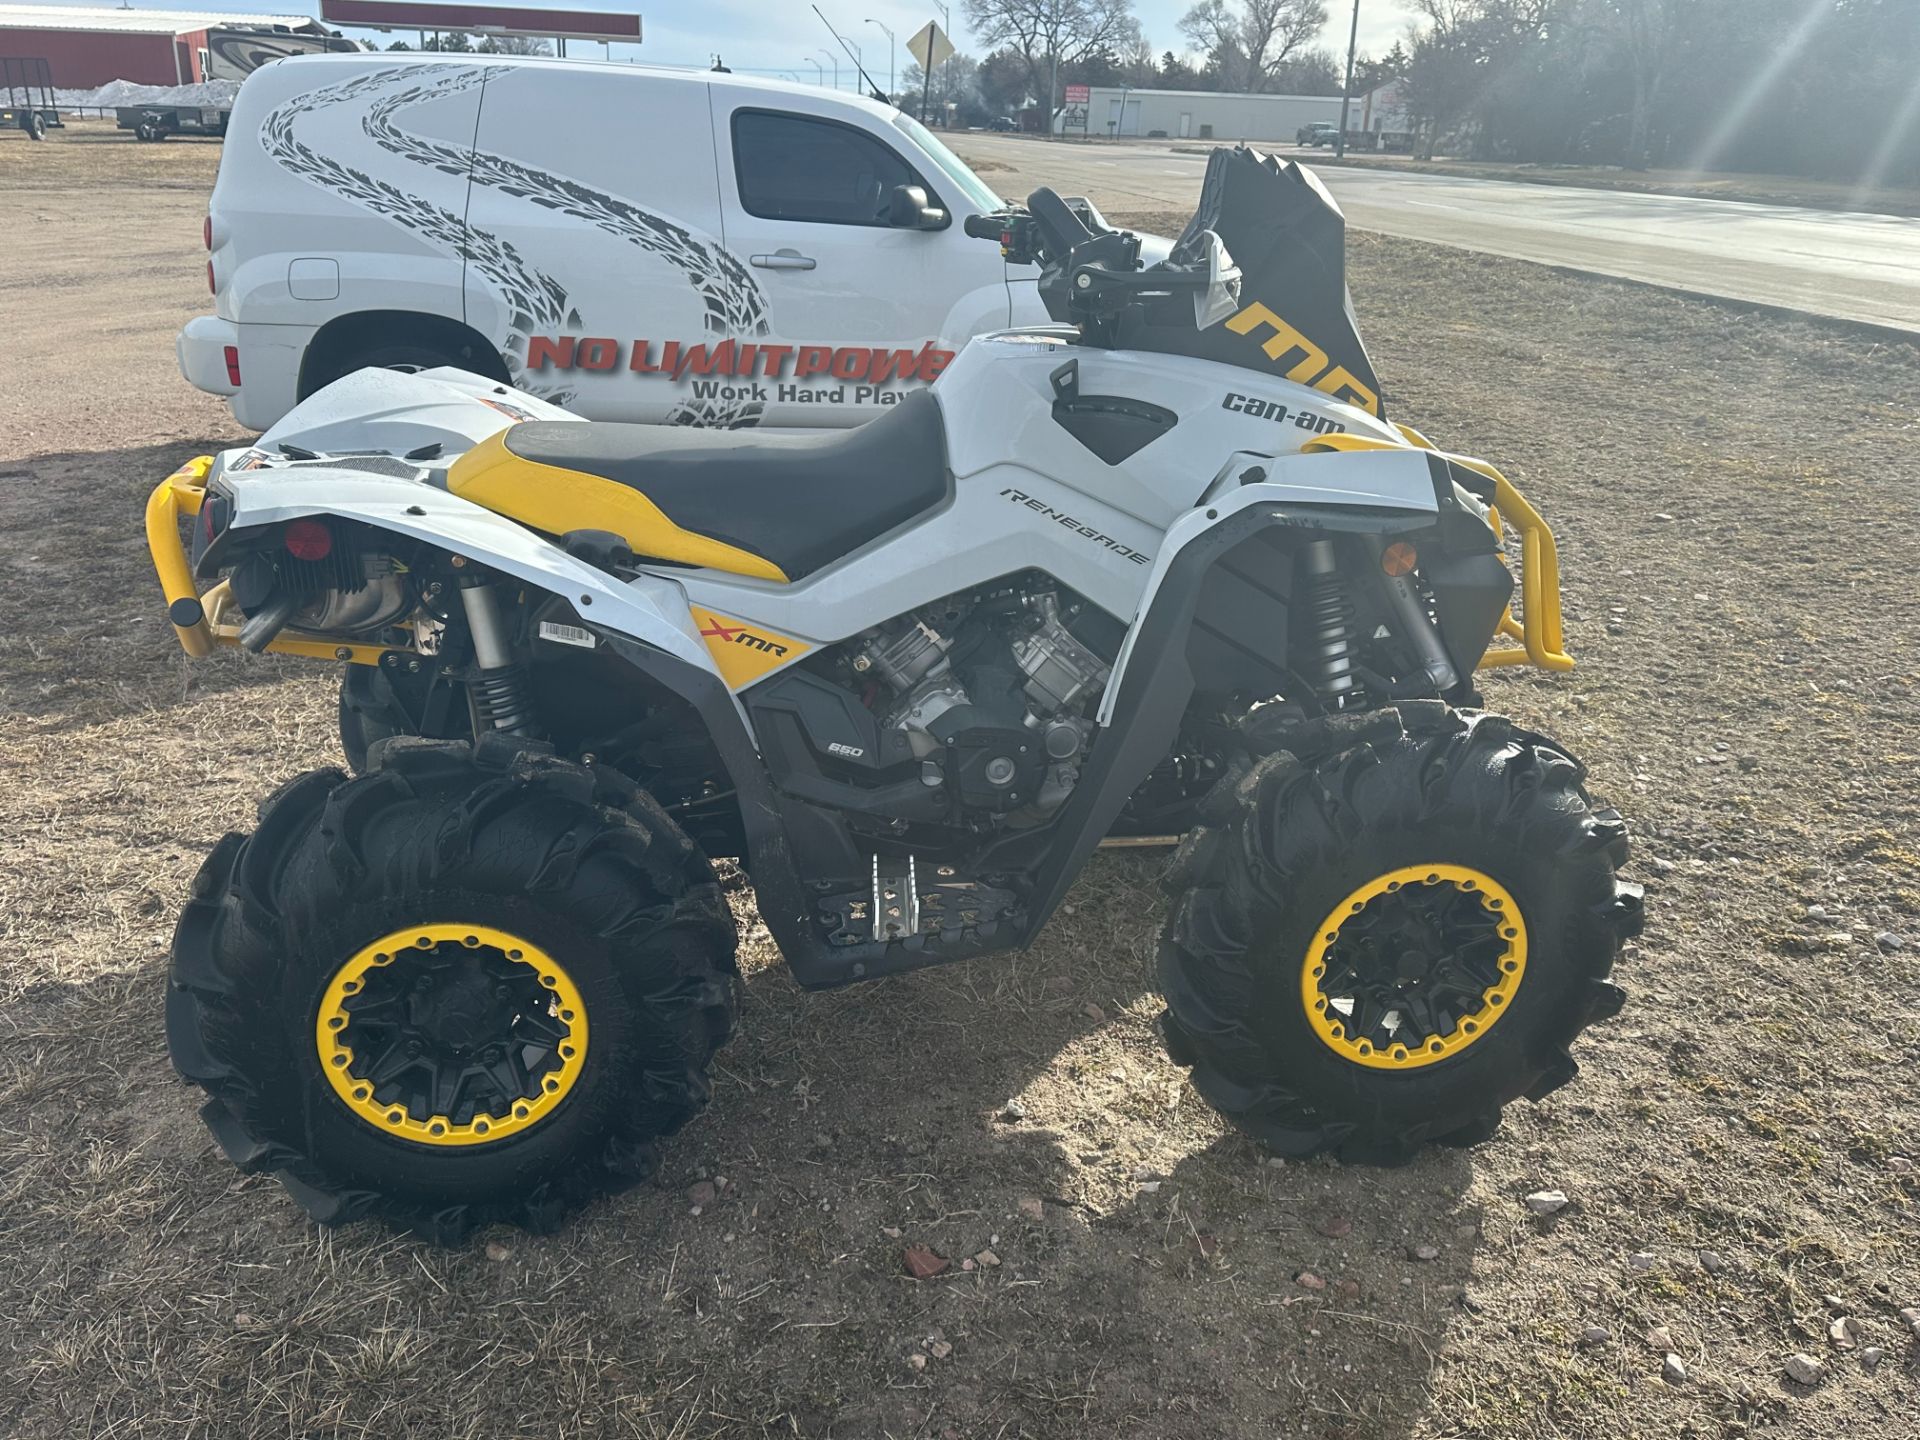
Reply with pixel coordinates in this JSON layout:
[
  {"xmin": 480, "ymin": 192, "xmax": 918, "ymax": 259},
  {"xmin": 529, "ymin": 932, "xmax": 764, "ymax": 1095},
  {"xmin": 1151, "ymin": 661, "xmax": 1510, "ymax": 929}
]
[{"xmin": 180, "ymin": 53, "xmax": 1043, "ymax": 431}]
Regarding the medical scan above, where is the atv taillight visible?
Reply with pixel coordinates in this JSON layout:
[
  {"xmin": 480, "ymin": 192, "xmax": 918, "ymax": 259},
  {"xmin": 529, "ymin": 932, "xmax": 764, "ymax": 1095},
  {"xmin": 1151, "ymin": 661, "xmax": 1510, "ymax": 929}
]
[
  {"xmin": 203, "ymin": 215, "xmax": 211, "ymax": 250},
  {"xmin": 207, "ymin": 259, "xmax": 215, "ymax": 295},
  {"xmin": 284, "ymin": 518, "xmax": 333, "ymax": 561},
  {"xmin": 223, "ymin": 345, "xmax": 241, "ymax": 387},
  {"xmin": 1381, "ymin": 542, "xmax": 1418, "ymax": 577}
]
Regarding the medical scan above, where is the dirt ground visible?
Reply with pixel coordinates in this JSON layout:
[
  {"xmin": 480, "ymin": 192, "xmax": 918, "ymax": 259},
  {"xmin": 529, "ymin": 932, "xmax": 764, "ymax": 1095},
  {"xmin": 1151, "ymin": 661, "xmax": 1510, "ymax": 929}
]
[{"xmin": 2, "ymin": 126, "xmax": 1918, "ymax": 1439}]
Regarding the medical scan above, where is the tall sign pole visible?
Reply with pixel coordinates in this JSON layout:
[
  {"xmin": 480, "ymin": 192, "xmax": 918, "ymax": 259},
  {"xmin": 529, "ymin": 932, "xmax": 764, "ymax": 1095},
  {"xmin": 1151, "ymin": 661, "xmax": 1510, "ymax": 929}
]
[
  {"xmin": 907, "ymin": 20, "xmax": 954, "ymax": 124},
  {"xmin": 1336, "ymin": 0, "xmax": 1360, "ymax": 158}
]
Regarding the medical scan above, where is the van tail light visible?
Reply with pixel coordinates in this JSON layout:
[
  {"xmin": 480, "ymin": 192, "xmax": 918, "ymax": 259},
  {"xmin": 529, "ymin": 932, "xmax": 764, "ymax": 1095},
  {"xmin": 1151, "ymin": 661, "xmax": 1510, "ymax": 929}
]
[{"xmin": 223, "ymin": 345, "xmax": 241, "ymax": 387}]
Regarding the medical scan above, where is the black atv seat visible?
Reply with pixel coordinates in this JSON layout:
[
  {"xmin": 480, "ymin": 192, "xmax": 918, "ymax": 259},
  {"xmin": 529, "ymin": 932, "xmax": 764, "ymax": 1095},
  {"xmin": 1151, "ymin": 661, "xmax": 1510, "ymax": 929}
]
[{"xmin": 494, "ymin": 390, "xmax": 949, "ymax": 582}]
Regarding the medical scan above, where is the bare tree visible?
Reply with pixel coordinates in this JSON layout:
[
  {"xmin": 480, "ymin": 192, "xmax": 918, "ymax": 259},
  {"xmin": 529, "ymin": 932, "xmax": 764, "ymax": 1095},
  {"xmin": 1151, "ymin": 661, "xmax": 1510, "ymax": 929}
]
[
  {"xmin": 963, "ymin": 0, "xmax": 1141, "ymax": 108},
  {"xmin": 1180, "ymin": 0, "xmax": 1330, "ymax": 92},
  {"xmin": 485, "ymin": 35, "xmax": 554, "ymax": 57},
  {"xmin": 1601, "ymin": 0, "xmax": 1681, "ymax": 169}
]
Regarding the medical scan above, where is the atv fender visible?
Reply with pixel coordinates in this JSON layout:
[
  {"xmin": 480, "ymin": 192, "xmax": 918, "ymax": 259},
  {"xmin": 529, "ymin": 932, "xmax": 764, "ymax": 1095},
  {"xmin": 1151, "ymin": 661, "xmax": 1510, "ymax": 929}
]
[
  {"xmin": 1021, "ymin": 446, "xmax": 1446, "ymax": 932},
  {"xmin": 1099, "ymin": 444, "xmax": 1441, "ymax": 724},
  {"xmin": 215, "ymin": 465, "xmax": 722, "ymax": 683},
  {"xmin": 256, "ymin": 366, "xmax": 582, "ymax": 459}
]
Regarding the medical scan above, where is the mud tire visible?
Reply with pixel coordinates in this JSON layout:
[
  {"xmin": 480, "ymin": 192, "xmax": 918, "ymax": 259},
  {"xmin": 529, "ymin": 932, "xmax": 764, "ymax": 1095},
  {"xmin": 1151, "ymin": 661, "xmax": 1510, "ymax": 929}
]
[
  {"xmin": 166, "ymin": 735, "xmax": 737, "ymax": 1240},
  {"xmin": 338, "ymin": 667, "xmax": 470, "ymax": 773},
  {"xmin": 1157, "ymin": 703, "xmax": 1641, "ymax": 1164}
]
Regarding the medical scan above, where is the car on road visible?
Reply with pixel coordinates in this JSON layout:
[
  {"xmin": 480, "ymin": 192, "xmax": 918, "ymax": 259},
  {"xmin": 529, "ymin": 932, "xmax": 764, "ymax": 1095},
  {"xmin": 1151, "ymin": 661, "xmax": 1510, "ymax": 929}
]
[
  {"xmin": 992, "ymin": 115, "xmax": 1018, "ymax": 132},
  {"xmin": 1297, "ymin": 121, "xmax": 1341, "ymax": 147},
  {"xmin": 182, "ymin": 54, "xmax": 1050, "ymax": 431}
]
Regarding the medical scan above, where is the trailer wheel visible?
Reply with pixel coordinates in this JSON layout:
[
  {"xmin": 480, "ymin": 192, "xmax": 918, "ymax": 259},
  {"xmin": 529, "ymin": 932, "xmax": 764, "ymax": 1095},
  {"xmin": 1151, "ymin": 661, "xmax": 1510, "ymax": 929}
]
[{"xmin": 25, "ymin": 111, "xmax": 47, "ymax": 140}]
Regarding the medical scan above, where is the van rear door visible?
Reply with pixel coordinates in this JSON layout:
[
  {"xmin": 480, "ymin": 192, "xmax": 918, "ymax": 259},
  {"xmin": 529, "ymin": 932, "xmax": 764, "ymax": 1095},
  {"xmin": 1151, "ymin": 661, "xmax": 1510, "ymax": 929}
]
[{"xmin": 463, "ymin": 64, "xmax": 731, "ymax": 423}]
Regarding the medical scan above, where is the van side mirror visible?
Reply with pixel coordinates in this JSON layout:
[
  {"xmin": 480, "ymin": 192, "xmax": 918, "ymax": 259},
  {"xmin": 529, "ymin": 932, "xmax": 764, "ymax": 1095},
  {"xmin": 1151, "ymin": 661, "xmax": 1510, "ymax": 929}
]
[{"xmin": 888, "ymin": 184, "xmax": 947, "ymax": 230}]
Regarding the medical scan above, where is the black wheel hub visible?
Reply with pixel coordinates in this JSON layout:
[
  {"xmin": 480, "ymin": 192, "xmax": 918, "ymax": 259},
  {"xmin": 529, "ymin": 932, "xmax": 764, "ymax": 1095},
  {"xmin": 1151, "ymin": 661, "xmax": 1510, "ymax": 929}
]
[
  {"xmin": 339, "ymin": 941, "xmax": 568, "ymax": 1127},
  {"xmin": 1319, "ymin": 882, "xmax": 1510, "ymax": 1051}
]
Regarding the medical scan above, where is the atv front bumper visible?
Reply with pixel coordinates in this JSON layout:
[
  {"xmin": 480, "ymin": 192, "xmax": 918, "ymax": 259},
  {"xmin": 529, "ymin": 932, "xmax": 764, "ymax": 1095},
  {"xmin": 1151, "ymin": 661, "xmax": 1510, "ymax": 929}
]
[
  {"xmin": 1305, "ymin": 430, "xmax": 1573, "ymax": 673},
  {"xmin": 146, "ymin": 457, "xmax": 389, "ymax": 666}
]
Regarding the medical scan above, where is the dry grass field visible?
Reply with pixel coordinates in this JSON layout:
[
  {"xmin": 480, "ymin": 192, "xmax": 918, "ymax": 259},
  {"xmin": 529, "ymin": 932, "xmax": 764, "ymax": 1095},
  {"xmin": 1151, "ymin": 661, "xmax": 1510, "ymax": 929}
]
[{"xmin": 2, "ymin": 121, "xmax": 1917, "ymax": 1438}]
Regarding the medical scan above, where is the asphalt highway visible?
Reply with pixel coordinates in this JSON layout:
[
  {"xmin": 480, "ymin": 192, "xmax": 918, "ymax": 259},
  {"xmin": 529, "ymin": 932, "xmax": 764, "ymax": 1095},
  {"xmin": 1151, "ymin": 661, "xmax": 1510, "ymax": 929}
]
[{"xmin": 949, "ymin": 134, "xmax": 1920, "ymax": 334}]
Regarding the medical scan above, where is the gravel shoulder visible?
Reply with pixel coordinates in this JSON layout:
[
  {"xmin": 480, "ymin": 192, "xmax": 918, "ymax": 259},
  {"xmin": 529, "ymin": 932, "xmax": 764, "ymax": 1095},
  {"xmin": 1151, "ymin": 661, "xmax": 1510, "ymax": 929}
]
[{"xmin": 1, "ymin": 140, "xmax": 1917, "ymax": 1439}]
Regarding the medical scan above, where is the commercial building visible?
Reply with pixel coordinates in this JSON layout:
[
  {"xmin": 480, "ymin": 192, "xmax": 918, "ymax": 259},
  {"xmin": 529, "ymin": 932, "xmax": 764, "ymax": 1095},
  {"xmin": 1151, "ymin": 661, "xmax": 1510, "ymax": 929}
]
[
  {"xmin": 0, "ymin": 4, "xmax": 326, "ymax": 87},
  {"xmin": 1058, "ymin": 85, "xmax": 1346, "ymax": 142}
]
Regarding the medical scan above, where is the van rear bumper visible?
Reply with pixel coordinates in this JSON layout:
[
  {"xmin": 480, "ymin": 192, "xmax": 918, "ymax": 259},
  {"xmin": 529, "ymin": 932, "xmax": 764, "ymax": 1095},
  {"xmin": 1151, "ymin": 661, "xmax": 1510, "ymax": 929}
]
[
  {"xmin": 177, "ymin": 316, "xmax": 311, "ymax": 432},
  {"xmin": 177, "ymin": 314, "xmax": 239, "ymax": 395}
]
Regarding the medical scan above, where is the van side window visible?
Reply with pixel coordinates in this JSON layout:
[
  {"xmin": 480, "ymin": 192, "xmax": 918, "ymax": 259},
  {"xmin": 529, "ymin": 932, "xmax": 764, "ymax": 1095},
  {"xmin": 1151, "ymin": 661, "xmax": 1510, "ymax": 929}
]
[{"xmin": 732, "ymin": 110, "xmax": 920, "ymax": 227}]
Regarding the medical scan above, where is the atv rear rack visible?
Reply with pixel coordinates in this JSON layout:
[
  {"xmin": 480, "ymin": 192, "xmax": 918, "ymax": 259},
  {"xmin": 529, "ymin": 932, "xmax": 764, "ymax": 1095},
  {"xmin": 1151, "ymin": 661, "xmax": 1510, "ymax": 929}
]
[
  {"xmin": 1304, "ymin": 431, "xmax": 1574, "ymax": 673},
  {"xmin": 146, "ymin": 457, "xmax": 394, "ymax": 667}
]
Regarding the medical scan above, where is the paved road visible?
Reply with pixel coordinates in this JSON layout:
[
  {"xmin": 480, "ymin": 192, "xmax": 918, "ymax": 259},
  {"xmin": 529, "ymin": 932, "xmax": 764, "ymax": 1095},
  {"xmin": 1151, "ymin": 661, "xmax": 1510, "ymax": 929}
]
[{"xmin": 948, "ymin": 135, "xmax": 1920, "ymax": 334}]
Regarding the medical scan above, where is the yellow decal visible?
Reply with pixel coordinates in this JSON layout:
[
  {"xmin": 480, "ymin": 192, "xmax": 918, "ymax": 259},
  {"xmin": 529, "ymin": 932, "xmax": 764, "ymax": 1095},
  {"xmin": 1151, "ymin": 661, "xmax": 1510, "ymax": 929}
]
[
  {"xmin": 693, "ymin": 608, "xmax": 810, "ymax": 688},
  {"xmin": 1224, "ymin": 302, "xmax": 1382, "ymax": 416}
]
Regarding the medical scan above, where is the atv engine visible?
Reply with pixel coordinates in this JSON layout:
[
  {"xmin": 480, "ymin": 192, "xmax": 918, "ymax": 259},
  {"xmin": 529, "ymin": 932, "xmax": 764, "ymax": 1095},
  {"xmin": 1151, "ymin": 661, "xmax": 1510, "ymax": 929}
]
[{"xmin": 849, "ymin": 584, "xmax": 1112, "ymax": 825}]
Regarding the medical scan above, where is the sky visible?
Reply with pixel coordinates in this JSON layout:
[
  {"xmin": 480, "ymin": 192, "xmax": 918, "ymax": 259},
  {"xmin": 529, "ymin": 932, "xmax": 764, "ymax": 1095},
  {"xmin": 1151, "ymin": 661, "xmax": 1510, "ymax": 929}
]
[{"xmin": 54, "ymin": 0, "xmax": 1415, "ymax": 89}]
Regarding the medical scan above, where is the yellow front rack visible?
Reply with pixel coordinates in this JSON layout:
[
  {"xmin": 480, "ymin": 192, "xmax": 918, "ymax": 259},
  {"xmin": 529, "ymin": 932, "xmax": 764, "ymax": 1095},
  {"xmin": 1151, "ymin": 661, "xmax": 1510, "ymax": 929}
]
[
  {"xmin": 145, "ymin": 458, "xmax": 392, "ymax": 667},
  {"xmin": 1303, "ymin": 430, "xmax": 1574, "ymax": 672}
]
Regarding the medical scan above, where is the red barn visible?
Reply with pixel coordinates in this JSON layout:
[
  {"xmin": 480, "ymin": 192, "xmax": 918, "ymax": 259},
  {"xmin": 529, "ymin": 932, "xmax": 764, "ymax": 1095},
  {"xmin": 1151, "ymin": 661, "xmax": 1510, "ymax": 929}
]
[{"xmin": 0, "ymin": 5, "xmax": 322, "ymax": 88}]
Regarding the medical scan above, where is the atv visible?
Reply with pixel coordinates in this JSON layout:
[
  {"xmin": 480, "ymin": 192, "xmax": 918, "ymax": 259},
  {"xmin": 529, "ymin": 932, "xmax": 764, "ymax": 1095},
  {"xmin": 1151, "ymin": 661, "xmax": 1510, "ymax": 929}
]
[{"xmin": 147, "ymin": 147, "xmax": 1641, "ymax": 1240}]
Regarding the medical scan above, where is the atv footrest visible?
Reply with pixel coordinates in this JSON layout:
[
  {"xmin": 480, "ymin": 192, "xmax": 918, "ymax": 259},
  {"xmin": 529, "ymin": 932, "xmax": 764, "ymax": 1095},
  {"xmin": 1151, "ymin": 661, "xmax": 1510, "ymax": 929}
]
[{"xmin": 819, "ymin": 862, "xmax": 1020, "ymax": 949}]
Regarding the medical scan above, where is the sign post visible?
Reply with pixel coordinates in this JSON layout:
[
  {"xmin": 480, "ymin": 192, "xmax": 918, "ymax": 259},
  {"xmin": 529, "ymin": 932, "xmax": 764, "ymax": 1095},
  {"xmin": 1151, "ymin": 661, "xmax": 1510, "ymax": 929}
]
[{"xmin": 906, "ymin": 21, "xmax": 954, "ymax": 124}]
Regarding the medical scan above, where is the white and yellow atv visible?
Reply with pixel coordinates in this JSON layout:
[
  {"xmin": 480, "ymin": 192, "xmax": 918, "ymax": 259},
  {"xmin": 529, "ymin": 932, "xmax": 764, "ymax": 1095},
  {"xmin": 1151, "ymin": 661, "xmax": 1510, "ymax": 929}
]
[{"xmin": 148, "ymin": 148, "xmax": 1641, "ymax": 1240}]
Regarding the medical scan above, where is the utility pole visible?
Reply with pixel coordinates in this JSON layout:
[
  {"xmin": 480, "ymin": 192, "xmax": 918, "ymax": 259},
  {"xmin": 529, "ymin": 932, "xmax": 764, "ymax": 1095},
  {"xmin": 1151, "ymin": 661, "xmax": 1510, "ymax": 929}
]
[
  {"xmin": 1048, "ymin": 40, "xmax": 1059, "ymax": 140},
  {"xmin": 817, "ymin": 47, "xmax": 839, "ymax": 90},
  {"xmin": 1336, "ymin": 0, "xmax": 1360, "ymax": 158},
  {"xmin": 865, "ymin": 19, "xmax": 894, "ymax": 102},
  {"xmin": 934, "ymin": 1, "xmax": 952, "ymax": 125}
]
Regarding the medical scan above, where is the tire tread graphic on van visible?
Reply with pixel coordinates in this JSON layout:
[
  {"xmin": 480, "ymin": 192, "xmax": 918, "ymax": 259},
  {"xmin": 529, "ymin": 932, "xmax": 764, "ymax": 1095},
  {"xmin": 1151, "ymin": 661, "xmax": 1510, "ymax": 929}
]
[{"xmin": 264, "ymin": 64, "xmax": 780, "ymax": 428}]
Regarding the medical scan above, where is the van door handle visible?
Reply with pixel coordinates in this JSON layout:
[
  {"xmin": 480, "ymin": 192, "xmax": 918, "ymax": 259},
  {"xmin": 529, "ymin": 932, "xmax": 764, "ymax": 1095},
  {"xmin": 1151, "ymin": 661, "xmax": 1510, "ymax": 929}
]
[{"xmin": 751, "ymin": 249, "xmax": 817, "ymax": 271}]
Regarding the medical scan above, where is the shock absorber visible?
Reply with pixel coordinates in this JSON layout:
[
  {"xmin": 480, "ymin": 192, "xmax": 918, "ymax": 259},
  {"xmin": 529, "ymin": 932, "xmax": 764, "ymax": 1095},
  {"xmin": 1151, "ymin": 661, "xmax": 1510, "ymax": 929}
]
[
  {"xmin": 1295, "ymin": 538, "xmax": 1360, "ymax": 708},
  {"xmin": 457, "ymin": 574, "xmax": 537, "ymax": 734}
]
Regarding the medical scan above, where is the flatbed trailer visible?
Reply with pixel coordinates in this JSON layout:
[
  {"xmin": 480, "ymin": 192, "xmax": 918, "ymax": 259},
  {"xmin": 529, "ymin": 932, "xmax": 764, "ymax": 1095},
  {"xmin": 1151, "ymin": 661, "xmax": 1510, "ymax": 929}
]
[
  {"xmin": 1, "ymin": 56, "xmax": 62, "ymax": 139},
  {"xmin": 117, "ymin": 104, "xmax": 232, "ymax": 141}
]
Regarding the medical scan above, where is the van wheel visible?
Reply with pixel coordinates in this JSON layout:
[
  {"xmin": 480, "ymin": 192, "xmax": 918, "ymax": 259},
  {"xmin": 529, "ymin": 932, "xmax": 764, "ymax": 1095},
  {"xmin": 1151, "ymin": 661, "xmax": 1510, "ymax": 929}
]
[{"xmin": 340, "ymin": 343, "xmax": 462, "ymax": 381}]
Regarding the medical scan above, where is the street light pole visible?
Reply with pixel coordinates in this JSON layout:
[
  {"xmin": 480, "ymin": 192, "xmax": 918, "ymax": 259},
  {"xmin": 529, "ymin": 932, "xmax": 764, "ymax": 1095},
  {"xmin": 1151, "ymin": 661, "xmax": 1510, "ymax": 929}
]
[
  {"xmin": 805, "ymin": 57, "xmax": 823, "ymax": 84},
  {"xmin": 865, "ymin": 18, "xmax": 895, "ymax": 102},
  {"xmin": 816, "ymin": 47, "xmax": 838, "ymax": 91},
  {"xmin": 934, "ymin": 1, "xmax": 953, "ymax": 127},
  {"xmin": 1336, "ymin": 0, "xmax": 1360, "ymax": 159}
]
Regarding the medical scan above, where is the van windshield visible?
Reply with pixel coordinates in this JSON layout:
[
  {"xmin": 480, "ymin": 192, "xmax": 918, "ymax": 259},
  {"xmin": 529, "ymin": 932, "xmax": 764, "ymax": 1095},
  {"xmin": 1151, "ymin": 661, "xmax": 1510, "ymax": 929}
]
[{"xmin": 893, "ymin": 114, "xmax": 1004, "ymax": 215}]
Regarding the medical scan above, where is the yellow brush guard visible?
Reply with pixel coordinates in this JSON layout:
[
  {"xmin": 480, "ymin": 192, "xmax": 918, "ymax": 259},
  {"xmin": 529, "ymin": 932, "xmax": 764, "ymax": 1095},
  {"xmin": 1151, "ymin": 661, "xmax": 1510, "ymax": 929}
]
[
  {"xmin": 1304, "ymin": 429, "xmax": 1574, "ymax": 673},
  {"xmin": 145, "ymin": 458, "xmax": 391, "ymax": 666}
]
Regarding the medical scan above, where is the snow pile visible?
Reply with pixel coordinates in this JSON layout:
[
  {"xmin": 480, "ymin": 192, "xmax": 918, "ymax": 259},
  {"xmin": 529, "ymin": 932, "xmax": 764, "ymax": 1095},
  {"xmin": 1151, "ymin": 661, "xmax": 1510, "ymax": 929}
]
[{"xmin": 52, "ymin": 79, "xmax": 239, "ymax": 109}]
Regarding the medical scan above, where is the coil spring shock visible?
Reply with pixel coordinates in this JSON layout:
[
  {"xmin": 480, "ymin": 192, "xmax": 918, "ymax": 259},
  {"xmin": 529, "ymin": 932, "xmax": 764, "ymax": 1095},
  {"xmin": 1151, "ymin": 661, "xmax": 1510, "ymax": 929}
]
[
  {"xmin": 457, "ymin": 576, "xmax": 537, "ymax": 734},
  {"xmin": 469, "ymin": 663, "xmax": 537, "ymax": 734},
  {"xmin": 1296, "ymin": 538, "xmax": 1360, "ymax": 708}
]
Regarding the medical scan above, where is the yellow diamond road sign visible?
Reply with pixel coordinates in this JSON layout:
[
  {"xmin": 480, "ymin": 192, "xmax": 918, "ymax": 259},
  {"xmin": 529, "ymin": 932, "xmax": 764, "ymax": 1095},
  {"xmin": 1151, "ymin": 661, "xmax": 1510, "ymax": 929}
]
[{"xmin": 907, "ymin": 20, "xmax": 955, "ymax": 72}]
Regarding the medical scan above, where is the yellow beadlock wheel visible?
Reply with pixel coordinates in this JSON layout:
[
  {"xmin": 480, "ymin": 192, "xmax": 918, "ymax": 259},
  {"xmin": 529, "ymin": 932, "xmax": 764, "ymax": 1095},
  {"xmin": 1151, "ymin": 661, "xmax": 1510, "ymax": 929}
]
[
  {"xmin": 1300, "ymin": 864, "xmax": 1528, "ymax": 1071},
  {"xmin": 316, "ymin": 923, "xmax": 589, "ymax": 1147}
]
